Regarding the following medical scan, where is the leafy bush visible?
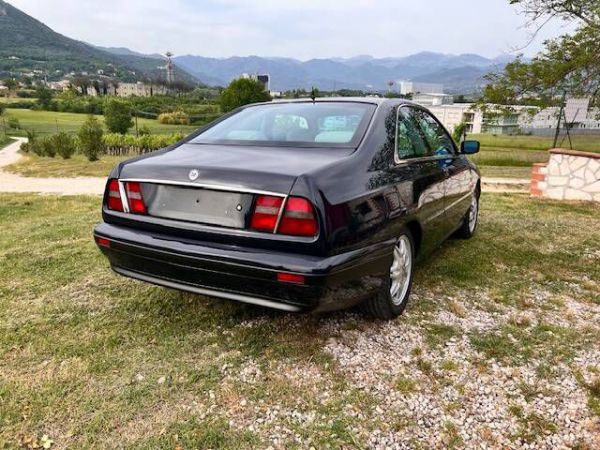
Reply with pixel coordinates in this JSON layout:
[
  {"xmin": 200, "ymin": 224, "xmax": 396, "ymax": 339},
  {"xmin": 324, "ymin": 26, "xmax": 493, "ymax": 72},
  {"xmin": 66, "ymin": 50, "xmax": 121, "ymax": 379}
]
[
  {"xmin": 53, "ymin": 132, "xmax": 76, "ymax": 159},
  {"xmin": 77, "ymin": 116, "xmax": 104, "ymax": 161},
  {"xmin": 158, "ymin": 111, "xmax": 190, "ymax": 125},
  {"xmin": 20, "ymin": 130, "xmax": 36, "ymax": 153},
  {"xmin": 40, "ymin": 136, "xmax": 56, "ymax": 157},
  {"xmin": 7, "ymin": 117, "xmax": 20, "ymax": 129},
  {"xmin": 29, "ymin": 136, "xmax": 56, "ymax": 157},
  {"xmin": 138, "ymin": 125, "xmax": 151, "ymax": 136},
  {"xmin": 104, "ymin": 98, "xmax": 133, "ymax": 134}
]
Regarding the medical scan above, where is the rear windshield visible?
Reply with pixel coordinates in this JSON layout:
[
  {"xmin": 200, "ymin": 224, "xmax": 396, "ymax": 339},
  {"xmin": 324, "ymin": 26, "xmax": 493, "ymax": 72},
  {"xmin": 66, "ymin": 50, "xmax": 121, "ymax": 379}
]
[{"xmin": 191, "ymin": 102, "xmax": 376, "ymax": 148}]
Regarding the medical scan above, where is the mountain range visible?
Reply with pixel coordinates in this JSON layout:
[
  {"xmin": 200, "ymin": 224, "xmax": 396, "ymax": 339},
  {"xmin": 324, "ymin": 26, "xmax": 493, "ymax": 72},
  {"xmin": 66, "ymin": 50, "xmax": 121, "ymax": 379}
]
[
  {"xmin": 1, "ymin": 0, "xmax": 513, "ymax": 93},
  {"xmin": 172, "ymin": 53, "xmax": 512, "ymax": 93}
]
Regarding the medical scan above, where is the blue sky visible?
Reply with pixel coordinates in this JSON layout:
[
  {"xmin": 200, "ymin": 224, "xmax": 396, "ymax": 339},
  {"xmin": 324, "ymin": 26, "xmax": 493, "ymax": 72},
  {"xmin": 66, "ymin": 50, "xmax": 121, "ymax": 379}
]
[{"xmin": 9, "ymin": 0, "xmax": 576, "ymax": 59}]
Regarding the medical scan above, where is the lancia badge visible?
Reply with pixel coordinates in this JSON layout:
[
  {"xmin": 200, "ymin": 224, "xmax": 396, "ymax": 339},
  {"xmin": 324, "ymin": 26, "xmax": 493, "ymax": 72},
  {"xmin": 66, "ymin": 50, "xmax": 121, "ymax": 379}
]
[{"xmin": 188, "ymin": 169, "xmax": 200, "ymax": 181}]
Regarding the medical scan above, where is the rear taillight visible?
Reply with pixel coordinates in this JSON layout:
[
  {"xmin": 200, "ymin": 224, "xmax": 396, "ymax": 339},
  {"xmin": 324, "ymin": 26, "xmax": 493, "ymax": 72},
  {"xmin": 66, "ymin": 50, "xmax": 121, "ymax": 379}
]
[
  {"xmin": 250, "ymin": 195, "xmax": 318, "ymax": 237},
  {"xmin": 278, "ymin": 197, "xmax": 318, "ymax": 237},
  {"xmin": 125, "ymin": 182, "xmax": 147, "ymax": 215},
  {"xmin": 250, "ymin": 195, "xmax": 283, "ymax": 232},
  {"xmin": 106, "ymin": 179, "xmax": 124, "ymax": 212}
]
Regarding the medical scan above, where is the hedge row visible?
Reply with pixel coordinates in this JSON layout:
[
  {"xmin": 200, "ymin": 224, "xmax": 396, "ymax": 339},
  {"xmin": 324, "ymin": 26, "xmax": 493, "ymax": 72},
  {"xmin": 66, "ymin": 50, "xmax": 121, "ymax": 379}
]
[
  {"xmin": 103, "ymin": 133, "xmax": 185, "ymax": 155},
  {"xmin": 23, "ymin": 131, "xmax": 186, "ymax": 159}
]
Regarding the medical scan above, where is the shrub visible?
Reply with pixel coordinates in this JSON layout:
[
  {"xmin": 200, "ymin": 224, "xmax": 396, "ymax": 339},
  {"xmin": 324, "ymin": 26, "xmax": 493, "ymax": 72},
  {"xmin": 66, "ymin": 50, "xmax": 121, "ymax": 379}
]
[
  {"xmin": 77, "ymin": 116, "xmax": 104, "ymax": 161},
  {"xmin": 21, "ymin": 130, "xmax": 36, "ymax": 153},
  {"xmin": 53, "ymin": 132, "xmax": 76, "ymax": 159},
  {"xmin": 41, "ymin": 136, "xmax": 56, "ymax": 157},
  {"xmin": 29, "ymin": 136, "xmax": 56, "ymax": 157},
  {"xmin": 104, "ymin": 98, "xmax": 133, "ymax": 134},
  {"xmin": 7, "ymin": 117, "xmax": 20, "ymax": 129},
  {"xmin": 138, "ymin": 125, "xmax": 151, "ymax": 136},
  {"xmin": 158, "ymin": 111, "xmax": 190, "ymax": 125}
]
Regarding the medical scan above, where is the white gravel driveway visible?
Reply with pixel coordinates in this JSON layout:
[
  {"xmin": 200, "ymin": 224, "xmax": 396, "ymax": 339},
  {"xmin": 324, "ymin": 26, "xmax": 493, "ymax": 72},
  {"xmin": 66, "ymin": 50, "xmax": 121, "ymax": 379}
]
[{"xmin": 0, "ymin": 138, "xmax": 105, "ymax": 195}]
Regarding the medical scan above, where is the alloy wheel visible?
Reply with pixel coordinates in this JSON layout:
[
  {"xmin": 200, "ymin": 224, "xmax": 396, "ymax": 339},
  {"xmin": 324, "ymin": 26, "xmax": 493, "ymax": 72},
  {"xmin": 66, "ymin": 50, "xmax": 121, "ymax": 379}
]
[{"xmin": 390, "ymin": 235, "xmax": 412, "ymax": 306}]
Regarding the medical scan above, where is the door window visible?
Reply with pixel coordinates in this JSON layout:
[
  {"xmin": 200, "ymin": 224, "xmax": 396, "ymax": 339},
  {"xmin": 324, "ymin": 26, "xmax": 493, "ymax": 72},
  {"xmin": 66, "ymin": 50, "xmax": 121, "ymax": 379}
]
[
  {"xmin": 412, "ymin": 108, "xmax": 456, "ymax": 157},
  {"xmin": 396, "ymin": 107, "xmax": 429, "ymax": 160}
]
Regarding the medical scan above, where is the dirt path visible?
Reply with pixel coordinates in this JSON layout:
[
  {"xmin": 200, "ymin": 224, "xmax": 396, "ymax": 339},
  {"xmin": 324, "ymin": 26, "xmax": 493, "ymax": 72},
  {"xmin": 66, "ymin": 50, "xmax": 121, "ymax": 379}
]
[
  {"xmin": 0, "ymin": 138, "xmax": 105, "ymax": 195},
  {"xmin": 0, "ymin": 138, "xmax": 530, "ymax": 195}
]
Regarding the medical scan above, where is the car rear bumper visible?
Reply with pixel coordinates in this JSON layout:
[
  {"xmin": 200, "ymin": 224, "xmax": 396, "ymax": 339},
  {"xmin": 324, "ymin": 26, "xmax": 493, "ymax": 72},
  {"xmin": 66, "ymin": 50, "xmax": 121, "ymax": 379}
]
[{"xmin": 93, "ymin": 222, "xmax": 393, "ymax": 312}]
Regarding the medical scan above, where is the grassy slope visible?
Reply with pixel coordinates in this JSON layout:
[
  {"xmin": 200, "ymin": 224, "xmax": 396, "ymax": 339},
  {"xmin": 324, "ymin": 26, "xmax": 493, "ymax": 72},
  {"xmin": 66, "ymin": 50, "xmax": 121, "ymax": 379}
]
[
  {"xmin": 7, "ymin": 154, "xmax": 126, "ymax": 178},
  {"xmin": 3, "ymin": 108, "xmax": 198, "ymax": 136},
  {"xmin": 0, "ymin": 135, "xmax": 14, "ymax": 150},
  {"xmin": 0, "ymin": 193, "xmax": 598, "ymax": 448}
]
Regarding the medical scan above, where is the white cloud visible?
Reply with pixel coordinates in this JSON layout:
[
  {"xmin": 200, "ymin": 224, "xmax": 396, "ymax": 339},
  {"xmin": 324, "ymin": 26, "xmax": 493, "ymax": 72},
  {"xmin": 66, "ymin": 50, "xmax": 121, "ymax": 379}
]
[{"xmin": 8, "ymin": 0, "xmax": 575, "ymax": 59}]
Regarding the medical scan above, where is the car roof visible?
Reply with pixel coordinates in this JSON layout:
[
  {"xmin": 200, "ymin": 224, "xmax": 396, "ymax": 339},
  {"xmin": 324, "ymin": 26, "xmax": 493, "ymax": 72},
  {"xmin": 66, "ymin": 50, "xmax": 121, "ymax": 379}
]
[{"xmin": 267, "ymin": 97, "xmax": 417, "ymax": 108}]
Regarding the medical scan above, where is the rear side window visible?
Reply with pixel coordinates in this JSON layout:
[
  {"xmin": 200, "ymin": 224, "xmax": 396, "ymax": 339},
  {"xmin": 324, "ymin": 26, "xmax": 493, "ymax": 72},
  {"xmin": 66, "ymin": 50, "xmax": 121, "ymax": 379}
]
[
  {"xmin": 396, "ymin": 107, "xmax": 429, "ymax": 160},
  {"xmin": 192, "ymin": 102, "xmax": 376, "ymax": 148}
]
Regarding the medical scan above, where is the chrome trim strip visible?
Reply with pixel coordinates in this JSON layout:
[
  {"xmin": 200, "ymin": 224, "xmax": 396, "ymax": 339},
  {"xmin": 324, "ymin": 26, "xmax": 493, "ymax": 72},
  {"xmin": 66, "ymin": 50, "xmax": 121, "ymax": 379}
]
[
  {"xmin": 119, "ymin": 178, "xmax": 287, "ymax": 198},
  {"xmin": 118, "ymin": 180, "xmax": 130, "ymax": 213},
  {"xmin": 113, "ymin": 267, "xmax": 304, "ymax": 312},
  {"xmin": 273, "ymin": 195, "xmax": 289, "ymax": 234}
]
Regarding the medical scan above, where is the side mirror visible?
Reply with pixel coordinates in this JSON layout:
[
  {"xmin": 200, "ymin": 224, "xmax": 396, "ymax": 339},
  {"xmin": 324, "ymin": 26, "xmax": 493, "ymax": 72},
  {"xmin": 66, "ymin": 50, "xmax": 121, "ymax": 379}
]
[{"xmin": 461, "ymin": 140, "xmax": 480, "ymax": 155}]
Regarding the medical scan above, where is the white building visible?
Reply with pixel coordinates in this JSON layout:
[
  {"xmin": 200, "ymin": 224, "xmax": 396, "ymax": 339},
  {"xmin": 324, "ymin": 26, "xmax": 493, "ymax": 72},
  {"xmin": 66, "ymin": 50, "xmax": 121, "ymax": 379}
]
[
  {"xmin": 413, "ymin": 93, "xmax": 454, "ymax": 106},
  {"xmin": 241, "ymin": 73, "xmax": 270, "ymax": 91},
  {"xmin": 525, "ymin": 99, "xmax": 600, "ymax": 131},
  {"xmin": 399, "ymin": 81, "xmax": 444, "ymax": 96},
  {"xmin": 116, "ymin": 82, "xmax": 167, "ymax": 97}
]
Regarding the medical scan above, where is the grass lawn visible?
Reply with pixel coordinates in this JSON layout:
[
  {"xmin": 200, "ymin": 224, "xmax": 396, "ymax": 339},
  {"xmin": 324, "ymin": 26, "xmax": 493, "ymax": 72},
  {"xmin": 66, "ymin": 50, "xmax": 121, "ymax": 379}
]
[
  {"xmin": 7, "ymin": 153, "xmax": 125, "ymax": 178},
  {"xmin": 470, "ymin": 133, "xmax": 600, "ymax": 153},
  {"xmin": 468, "ymin": 133, "xmax": 600, "ymax": 179},
  {"xmin": 1, "ymin": 193, "xmax": 599, "ymax": 448},
  {"xmin": 0, "ymin": 97, "xmax": 36, "ymax": 104},
  {"xmin": 3, "ymin": 109, "xmax": 198, "ymax": 137}
]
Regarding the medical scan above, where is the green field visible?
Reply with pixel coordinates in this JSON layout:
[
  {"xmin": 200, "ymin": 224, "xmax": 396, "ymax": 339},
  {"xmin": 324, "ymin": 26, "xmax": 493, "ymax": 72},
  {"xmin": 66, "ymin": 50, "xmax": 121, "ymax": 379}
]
[
  {"xmin": 7, "ymin": 153, "xmax": 124, "ymax": 178},
  {"xmin": 0, "ymin": 193, "xmax": 598, "ymax": 448},
  {"xmin": 3, "ymin": 108, "xmax": 198, "ymax": 136},
  {"xmin": 0, "ymin": 97, "xmax": 36, "ymax": 104},
  {"xmin": 468, "ymin": 133, "xmax": 600, "ymax": 178}
]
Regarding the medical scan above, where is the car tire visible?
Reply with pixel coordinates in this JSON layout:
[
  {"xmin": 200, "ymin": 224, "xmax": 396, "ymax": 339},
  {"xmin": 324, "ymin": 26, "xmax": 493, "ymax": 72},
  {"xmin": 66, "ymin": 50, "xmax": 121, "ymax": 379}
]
[
  {"xmin": 455, "ymin": 190, "xmax": 480, "ymax": 239},
  {"xmin": 363, "ymin": 228, "xmax": 415, "ymax": 320}
]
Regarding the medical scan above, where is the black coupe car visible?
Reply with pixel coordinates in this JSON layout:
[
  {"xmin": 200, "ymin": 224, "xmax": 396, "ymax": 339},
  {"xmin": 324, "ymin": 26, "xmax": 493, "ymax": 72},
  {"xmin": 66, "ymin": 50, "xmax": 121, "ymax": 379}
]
[{"xmin": 94, "ymin": 98, "xmax": 481, "ymax": 319}]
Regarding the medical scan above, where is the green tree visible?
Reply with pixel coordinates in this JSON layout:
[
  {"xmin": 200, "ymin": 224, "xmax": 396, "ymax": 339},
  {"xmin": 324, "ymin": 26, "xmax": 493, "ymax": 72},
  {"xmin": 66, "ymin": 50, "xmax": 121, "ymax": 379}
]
[
  {"xmin": 480, "ymin": 0, "xmax": 600, "ymax": 108},
  {"xmin": 36, "ymin": 86, "xmax": 54, "ymax": 110},
  {"xmin": 3, "ymin": 78, "xmax": 18, "ymax": 94},
  {"xmin": 104, "ymin": 98, "xmax": 133, "ymax": 134},
  {"xmin": 53, "ymin": 132, "xmax": 77, "ymax": 159},
  {"xmin": 77, "ymin": 115, "xmax": 104, "ymax": 161},
  {"xmin": 452, "ymin": 122, "xmax": 468, "ymax": 144},
  {"xmin": 220, "ymin": 78, "xmax": 271, "ymax": 113}
]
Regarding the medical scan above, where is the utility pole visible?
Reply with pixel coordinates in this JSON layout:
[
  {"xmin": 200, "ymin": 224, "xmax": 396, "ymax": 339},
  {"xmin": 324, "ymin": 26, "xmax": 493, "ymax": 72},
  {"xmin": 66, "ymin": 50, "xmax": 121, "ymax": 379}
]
[{"xmin": 552, "ymin": 91, "xmax": 567, "ymax": 148}]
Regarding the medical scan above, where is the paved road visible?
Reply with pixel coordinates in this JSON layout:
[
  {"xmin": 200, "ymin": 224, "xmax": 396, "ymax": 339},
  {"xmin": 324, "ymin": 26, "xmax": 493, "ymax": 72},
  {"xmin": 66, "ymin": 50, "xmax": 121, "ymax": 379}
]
[
  {"xmin": 0, "ymin": 138, "xmax": 106, "ymax": 195},
  {"xmin": 0, "ymin": 138, "xmax": 530, "ymax": 195}
]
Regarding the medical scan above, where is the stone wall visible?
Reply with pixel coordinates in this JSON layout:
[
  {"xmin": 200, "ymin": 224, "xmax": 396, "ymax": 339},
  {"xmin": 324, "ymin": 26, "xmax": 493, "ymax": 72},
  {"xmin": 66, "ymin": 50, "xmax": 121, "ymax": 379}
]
[{"xmin": 530, "ymin": 149, "xmax": 600, "ymax": 202}]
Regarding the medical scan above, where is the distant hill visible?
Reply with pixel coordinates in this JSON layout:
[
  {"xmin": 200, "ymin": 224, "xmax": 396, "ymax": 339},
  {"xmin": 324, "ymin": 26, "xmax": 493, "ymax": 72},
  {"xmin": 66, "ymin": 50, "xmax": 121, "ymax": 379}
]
[
  {"xmin": 174, "ymin": 52, "xmax": 513, "ymax": 93},
  {"xmin": 0, "ymin": 0, "xmax": 198, "ymax": 84}
]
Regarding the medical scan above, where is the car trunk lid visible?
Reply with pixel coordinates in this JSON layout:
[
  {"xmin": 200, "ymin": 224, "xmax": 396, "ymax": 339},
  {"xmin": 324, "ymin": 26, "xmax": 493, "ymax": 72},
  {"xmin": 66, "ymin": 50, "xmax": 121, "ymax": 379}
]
[{"xmin": 115, "ymin": 143, "xmax": 349, "ymax": 230}]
